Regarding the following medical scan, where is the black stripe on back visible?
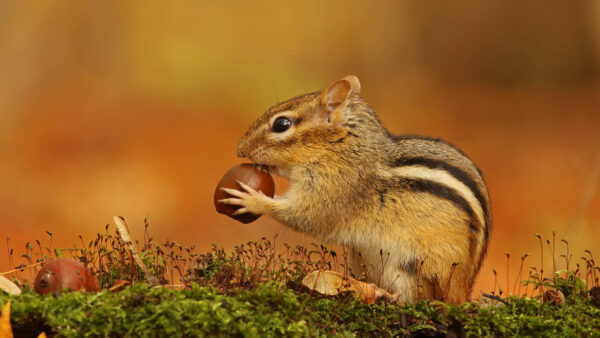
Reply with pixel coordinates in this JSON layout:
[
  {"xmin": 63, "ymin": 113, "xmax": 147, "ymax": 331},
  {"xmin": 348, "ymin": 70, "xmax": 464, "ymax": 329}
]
[
  {"xmin": 399, "ymin": 178, "xmax": 477, "ymax": 230},
  {"xmin": 398, "ymin": 177, "xmax": 480, "ymax": 257},
  {"xmin": 393, "ymin": 135, "xmax": 484, "ymax": 177},
  {"xmin": 393, "ymin": 157, "xmax": 488, "ymax": 227}
]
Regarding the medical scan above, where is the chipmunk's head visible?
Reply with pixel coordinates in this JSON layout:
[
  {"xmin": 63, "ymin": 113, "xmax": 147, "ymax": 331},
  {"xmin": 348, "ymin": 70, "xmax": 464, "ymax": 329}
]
[{"xmin": 237, "ymin": 75, "xmax": 368, "ymax": 177}]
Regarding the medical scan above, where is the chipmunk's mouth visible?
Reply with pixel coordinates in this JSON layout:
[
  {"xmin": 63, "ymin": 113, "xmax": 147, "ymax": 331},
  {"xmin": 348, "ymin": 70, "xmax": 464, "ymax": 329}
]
[
  {"xmin": 262, "ymin": 164, "xmax": 279, "ymax": 176},
  {"xmin": 254, "ymin": 163, "xmax": 284, "ymax": 178},
  {"xmin": 246, "ymin": 150, "xmax": 285, "ymax": 177}
]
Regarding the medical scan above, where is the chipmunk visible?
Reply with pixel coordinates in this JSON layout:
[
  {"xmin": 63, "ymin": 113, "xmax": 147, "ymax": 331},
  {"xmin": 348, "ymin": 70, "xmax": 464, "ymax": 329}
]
[{"xmin": 220, "ymin": 75, "xmax": 491, "ymax": 304}]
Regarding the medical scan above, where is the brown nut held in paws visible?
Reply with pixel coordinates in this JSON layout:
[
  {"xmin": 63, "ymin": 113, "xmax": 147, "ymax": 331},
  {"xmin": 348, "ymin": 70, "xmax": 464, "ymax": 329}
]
[
  {"xmin": 214, "ymin": 163, "xmax": 275, "ymax": 223},
  {"xmin": 34, "ymin": 258, "xmax": 100, "ymax": 295}
]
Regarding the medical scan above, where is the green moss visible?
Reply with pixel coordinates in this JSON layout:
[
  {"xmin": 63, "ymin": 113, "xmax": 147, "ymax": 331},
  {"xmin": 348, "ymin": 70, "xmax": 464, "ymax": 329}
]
[
  {"xmin": 3, "ymin": 231, "xmax": 600, "ymax": 336},
  {"xmin": 2, "ymin": 282, "xmax": 599, "ymax": 337},
  {"xmin": 2, "ymin": 284, "xmax": 311, "ymax": 337}
]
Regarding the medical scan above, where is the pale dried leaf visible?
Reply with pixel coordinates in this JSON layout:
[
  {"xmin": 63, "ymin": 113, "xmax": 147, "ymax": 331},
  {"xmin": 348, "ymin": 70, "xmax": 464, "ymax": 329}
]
[
  {"xmin": 109, "ymin": 279, "xmax": 131, "ymax": 292},
  {"xmin": 0, "ymin": 276, "xmax": 21, "ymax": 296},
  {"xmin": 543, "ymin": 289, "xmax": 565, "ymax": 307},
  {"xmin": 302, "ymin": 270, "xmax": 379, "ymax": 304},
  {"xmin": 302, "ymin": 270, "xmax": 348, "ymax": 295},
  {"xmin": 350, "ymin": 281, "xmax": 377, "ymax": 304}
]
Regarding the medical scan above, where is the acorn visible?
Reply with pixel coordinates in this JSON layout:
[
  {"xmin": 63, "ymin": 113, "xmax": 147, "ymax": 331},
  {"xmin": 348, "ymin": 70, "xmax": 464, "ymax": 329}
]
[
  {"xmin": 214, "ymin": 164, "xmax": 275, "ymax": 223},
  {"xmin": 34, "ymin": 258, "xmax": 100, "ymax": 295}
]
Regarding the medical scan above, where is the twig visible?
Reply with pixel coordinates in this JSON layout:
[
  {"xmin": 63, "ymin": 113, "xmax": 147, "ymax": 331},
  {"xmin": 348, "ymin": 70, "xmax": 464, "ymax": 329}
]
[
  {"xmin": 506, "ymin": 253, "xmax": 510, "ymax": 296},
  {"xmin": 113, "ymin": 216, "xmax": 158, "ymax": 284},
  {"xmin": 482, "ymin": 292, "xmax": 509, "ymax": 305},
  {"xmin": 0, "ymin": 260, "xmax": 49, "ymax": 276}
]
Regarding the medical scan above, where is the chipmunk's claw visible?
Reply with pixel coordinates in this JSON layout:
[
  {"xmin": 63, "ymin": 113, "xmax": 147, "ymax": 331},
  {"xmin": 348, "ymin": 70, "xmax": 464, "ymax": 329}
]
[
  {"xmin": 236, "ymin": 180, "xmax": 261, "ymax": 195},
  {"xmin": 218, "ymin": 198, "xmax": 244, "ymax": 206},
  {"xmin": 219, "ymin": 182, "xmax": 272, "ymax": 216},
  {"xmin": 232, "ymin": 208, "xmax": 250, "ymax": 216},
  {"xmin": 220, "ymin": 187, "xmax": 246, "ymax": 198}
]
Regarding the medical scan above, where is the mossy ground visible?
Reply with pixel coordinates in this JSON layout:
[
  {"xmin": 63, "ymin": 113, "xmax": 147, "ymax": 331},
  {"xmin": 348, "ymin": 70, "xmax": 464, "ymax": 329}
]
[
  {"xmin": 2, "ymin": 226, "xmax": 600, "ymax": 337},
  {"xmin": 2, "ymin": 281, "xmax": 600, "ymax": 337}
]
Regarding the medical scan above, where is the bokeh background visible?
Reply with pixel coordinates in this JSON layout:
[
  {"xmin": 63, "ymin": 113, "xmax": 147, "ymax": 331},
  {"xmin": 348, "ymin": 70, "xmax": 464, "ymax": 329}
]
[{"xmin": 1, "ymin": 1, "xmax": 599, "ymax": 295}]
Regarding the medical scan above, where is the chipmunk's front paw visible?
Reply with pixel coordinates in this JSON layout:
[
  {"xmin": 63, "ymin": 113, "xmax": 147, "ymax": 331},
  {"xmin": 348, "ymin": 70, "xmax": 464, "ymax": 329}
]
[{"xmin": 218, "ymin": 180, "xmax": 274, "ymax": 216}]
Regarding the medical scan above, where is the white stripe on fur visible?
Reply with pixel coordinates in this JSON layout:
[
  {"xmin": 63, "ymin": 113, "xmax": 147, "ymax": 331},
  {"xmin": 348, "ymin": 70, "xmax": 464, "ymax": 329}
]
[{"xmin": 393, "ymin": 165, "xmax": 485, "ymax": 229}]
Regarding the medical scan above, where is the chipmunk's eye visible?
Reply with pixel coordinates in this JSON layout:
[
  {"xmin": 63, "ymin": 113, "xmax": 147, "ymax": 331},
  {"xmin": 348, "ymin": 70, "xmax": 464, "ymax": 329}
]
[{"xmin": 272, "ymin": 116, "xmax": 291, "ymax": 133}]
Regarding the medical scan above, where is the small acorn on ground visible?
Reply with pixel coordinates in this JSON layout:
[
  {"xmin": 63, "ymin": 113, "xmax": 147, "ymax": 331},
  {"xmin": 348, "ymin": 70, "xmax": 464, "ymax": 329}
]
[
  {"xmin": 34, "ymin": 258, "xmax": 100, "ymax": 295},
  {"xmin": 214, "ymin": 164, "xmax": 275, "ymax": 223}
]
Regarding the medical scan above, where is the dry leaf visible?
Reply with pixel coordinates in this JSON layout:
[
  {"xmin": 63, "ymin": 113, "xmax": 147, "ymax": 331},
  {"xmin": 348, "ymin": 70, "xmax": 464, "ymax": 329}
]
[
  {"xmin": 302, "ymin": 270, "xmax": 346, "ymax": 295},
  {"xmin": 109, "ymin": 280, "xmax": 131, "ymax": 292},
  {"xmin": 0, "ymin": 300, "xmax": 13, "ymax": 338},
  {"xmin": 0, "ymin": 276, "xmax": 21, "ymax": 296},
  {"xmin": 302, "ymin": 270, "xmax": 379, "ymax": 304},
  {"xmin": 543, "ymin": 289, "xmax": 565, "ymax": 307}
]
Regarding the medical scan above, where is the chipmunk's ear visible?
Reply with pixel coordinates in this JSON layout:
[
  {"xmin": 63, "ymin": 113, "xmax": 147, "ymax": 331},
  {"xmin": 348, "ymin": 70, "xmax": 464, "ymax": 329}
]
[{"xmin": 319, "ymin": 75, "xmax": 361, "ymax": 124}]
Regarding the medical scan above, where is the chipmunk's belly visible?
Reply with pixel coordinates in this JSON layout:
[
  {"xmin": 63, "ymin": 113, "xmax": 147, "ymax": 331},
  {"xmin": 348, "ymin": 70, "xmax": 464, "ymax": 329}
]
[
  {"xmin": 334, "ymin": 192, "xmax": 473, "ymax": 299},
  {"xmin": 344, "ymin": 231, "xmax": 421, "ymax": 300}
]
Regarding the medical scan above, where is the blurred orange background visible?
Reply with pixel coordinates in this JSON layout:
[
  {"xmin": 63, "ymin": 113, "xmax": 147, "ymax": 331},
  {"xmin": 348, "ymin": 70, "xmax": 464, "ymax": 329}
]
[{"xmin": 1, "ymin": 1, "xmax": 599, "ymax": 296}]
